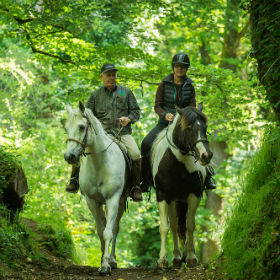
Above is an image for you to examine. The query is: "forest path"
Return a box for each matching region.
[1,219,219,280]
[4,262,213,280]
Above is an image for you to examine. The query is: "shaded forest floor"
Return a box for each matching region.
[1,262,220,280]
[0,218,224,280]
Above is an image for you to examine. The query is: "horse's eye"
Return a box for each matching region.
[79,125,85,131]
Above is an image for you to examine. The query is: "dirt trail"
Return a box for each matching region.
[3,262,213,280]
[0,219,220,280]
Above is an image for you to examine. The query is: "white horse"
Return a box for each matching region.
[150,105,213,268]
[64,101,127,275]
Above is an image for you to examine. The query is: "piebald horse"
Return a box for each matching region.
[64,102,127,275]
[150,104,213,268]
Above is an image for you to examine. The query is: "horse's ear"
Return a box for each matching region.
[66,104,72,114]
[79,101,85,113]
[175,106,183,116]
[198,102,203,112]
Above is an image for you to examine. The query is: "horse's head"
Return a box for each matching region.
[172,103,213,165]
[64,102,93,164]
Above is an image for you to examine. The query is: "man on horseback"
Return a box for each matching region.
[141,52,216,192]
[66,63,143,201]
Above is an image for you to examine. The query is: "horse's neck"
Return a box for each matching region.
[86,114,112,154]
[166,114,179,143]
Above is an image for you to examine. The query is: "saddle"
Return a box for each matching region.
[108,135,133,195]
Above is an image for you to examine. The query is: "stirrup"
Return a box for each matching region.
[66,178,79,193]
[130,186,143,202]
[205,178,216,190]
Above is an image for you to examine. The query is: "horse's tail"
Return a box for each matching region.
[176,201,188,244]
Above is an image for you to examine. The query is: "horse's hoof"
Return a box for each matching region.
[157,259,168,269]
[99,266,111,276]
[172,258,182,268]
[109,261,117,269]
[186,258,198,267]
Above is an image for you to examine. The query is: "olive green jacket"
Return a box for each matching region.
[86,85,140,135]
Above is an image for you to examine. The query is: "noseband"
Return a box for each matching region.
[66,113,115,156]
[66,114,91,155]
[166,122,209,158]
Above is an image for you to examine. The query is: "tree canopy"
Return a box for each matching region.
[0,0,279,277]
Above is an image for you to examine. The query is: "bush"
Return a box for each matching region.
[222,126,280,280]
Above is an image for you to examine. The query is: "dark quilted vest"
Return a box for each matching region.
[162,74,194,115]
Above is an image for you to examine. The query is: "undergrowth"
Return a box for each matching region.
[222,126,280,280]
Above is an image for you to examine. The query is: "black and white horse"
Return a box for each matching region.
[64,102,127,275]
[150,104,213,268]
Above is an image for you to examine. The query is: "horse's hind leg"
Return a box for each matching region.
[182,193,200,267]
[168,202,182,268]
[110,196,126,269]
[157,200,169,268]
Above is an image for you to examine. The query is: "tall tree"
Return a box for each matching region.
[220,0,249,71]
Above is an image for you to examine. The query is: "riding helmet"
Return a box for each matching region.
[172,53,190,69]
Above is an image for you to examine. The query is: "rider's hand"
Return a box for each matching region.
[165,113,174,122]
[119,117,131,127]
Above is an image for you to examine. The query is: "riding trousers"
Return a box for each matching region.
[120,134,141,160]
[141,120,169,157]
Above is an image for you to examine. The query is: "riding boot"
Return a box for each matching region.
[140,155,152,193]
[129,158,143,202]
[66,165,80,193]
[205,166,216,190]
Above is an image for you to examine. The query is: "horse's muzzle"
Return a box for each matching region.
[199,151,213,165]
[64,151,80,164]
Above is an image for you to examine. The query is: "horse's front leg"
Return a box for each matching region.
[100,195,120,275]
[85,196,106,256]
[109,196,126,269]
[182,193,201,267]
[157,200,169,268]
[168,202,182,268]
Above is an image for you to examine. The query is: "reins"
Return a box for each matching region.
[165,122,209,160]
[66,113,123,157]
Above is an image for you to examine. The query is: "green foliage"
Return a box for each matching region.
[250,0,280,121]
[0,145,20,188]
[222,126,280,279]
[0,205,77,269]
[0,205,34,266]
[36,216,77,261]
[0,0,276,273]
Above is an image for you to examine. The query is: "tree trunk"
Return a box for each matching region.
[220,0,249,72]
[199,39,211,65]
[200,139,228,263]
[201,190,224,263]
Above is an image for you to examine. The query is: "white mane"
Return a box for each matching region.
[66,107,105,136]
[84,107,105,135]
[151,114,180,162]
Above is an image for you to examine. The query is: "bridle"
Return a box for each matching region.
[66,113,114,156]
[166,122,209,159]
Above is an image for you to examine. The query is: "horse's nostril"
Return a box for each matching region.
[64,152,77,163]
[201,152,207,160]
[69,153,75,161]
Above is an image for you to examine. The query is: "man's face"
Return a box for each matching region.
[100,70,117,89]
[173,64,188,77]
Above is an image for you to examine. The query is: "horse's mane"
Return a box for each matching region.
[151,107,207,160]
[84,108,105,134]
[180,106,207,125]
[66,107,105,135]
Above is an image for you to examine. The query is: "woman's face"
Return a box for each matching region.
[173,64,188,78]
